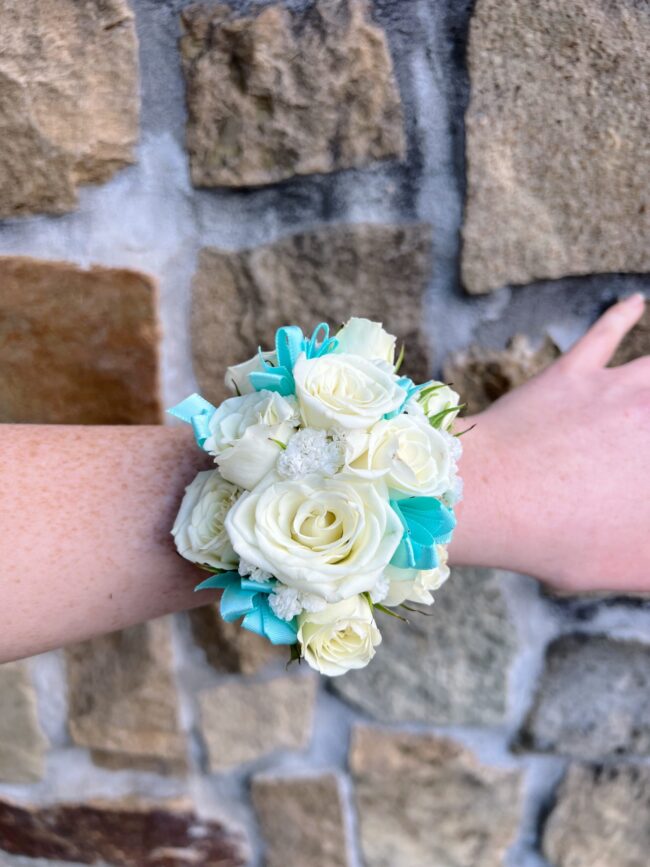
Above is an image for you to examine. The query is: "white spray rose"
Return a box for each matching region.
[335,317,396,365]
[297,595,382,676]
[224,474,403,602]
[383,546,450,607]
[224,350,277,396]
[414,382,461,430]
[347,414,453,498]
[172,469,240,570]
[204,390,300,490]
[293,352,406,431]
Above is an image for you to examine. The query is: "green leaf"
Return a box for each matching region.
[427,403,466,428]
[286,643,302,670]
[394,343,405,373]
[374,603,409,623]
[268,438,287,450]
[400,603,434,616]
[455,423,476,438]
[418,382,448,400]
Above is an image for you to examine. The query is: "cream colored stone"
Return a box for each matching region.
[463,0,650,292]
[543,764,650,867]
[252,773,350,867]
[65,618,186,774]
[443,334,560,415]
[350,727,523,867]
[0,0,139,217]
[198,675,317,771]
[189,605,285,675]
[0,661,47,784]
[180,0,405,187]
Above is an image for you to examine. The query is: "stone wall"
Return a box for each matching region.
[0,1,649,866]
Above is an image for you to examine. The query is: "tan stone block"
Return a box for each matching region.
[0,661,47,784]
[252,773,350,867]
[65,618,186,774]
[543,764,650,867]
[180,0,405,187]
[462,0,650,293]
[198,674,317,771]
[191,223,433,405]
[0,0,139,217]
[350,727,523,867]
[0,257,161,424]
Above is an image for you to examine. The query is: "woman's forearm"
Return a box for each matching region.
[0,424,210,663]
[0,421,500,663]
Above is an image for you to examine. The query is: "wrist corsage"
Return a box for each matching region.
[169,318,464,676]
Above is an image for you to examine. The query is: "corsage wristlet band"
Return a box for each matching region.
[169,318,464,676]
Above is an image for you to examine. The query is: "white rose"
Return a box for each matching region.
[335,317,396,365]
[224,474,403,602]
[347,414,453,498]
[297,595,382,676]
[294,352,406,431]
[172,469,240,570]
[383,546,450,607]
[204,390,300,490]
[414,382,461,430]
[224,350,277,396]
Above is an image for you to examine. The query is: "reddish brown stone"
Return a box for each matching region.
[0,257,161,424]
[0,798,248,866]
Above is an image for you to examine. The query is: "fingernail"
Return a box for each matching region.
[626,292,645,305]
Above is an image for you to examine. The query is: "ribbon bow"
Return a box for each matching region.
[166,392,216,449]
[249,322,338,396]
[384,377,432,420]
[390,497,456,570]
[194,571,298,645]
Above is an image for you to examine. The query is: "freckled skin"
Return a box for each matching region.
[0,425,211,662]
[0,297,648,662]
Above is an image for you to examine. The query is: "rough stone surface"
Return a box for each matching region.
[350,727,523,867]
[462,0,650,293]
[543,764,650,867]
[65,618,187,774]
[332,567,516,726]
[252,773,350,867]
[517,635,650,760]
[180,0,405,188]
[0,662,47,784]
[0,257,161,424]
[444,334,560,415]
[198,675,316,771]
[191,223,433,404]
[610,304,650,366]
[0,798,248,866]
[189,604,284,675]
[0,0,139,217]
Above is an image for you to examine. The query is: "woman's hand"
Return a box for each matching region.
[450,293,649,593]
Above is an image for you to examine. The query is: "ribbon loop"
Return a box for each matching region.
[194,570,298,646]
[249,322,339,396]
[167,393,217,449]
[390,497,456,570]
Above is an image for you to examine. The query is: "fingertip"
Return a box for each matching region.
[622,292,645,308]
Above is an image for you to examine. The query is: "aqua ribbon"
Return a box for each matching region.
[194,571,298,645]
[389,497,456,570]
[249,322,339,396]
[167,393,216,449]
[384,377,432,420]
